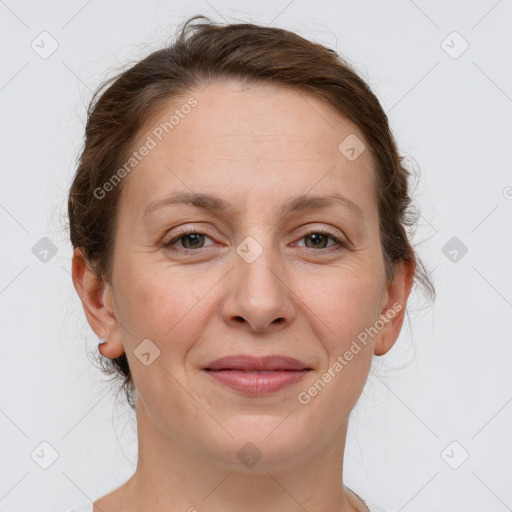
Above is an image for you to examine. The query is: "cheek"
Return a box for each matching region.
[301,269,382,342]
[116,266,212,407]
[299,272,379,396]
[119,262,216,352]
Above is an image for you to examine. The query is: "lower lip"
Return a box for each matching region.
[204,369,310,395]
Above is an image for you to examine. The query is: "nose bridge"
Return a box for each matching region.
[236,229,283,301]
[224,228,293,331]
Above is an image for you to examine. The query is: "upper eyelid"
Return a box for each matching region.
[164,225,347,248]
[165,224,343,239]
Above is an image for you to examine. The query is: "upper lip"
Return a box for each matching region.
[203,355,312,371]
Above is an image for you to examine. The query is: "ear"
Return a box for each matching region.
[374,259,415,356]
[71,247,125,358]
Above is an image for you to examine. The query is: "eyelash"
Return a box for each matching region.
[163,227,348,253]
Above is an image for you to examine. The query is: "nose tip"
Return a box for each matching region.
[223,251,295,333]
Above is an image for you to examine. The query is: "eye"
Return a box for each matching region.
[163,228,216,251]
[295,229,348,251]
[163,227,348,253]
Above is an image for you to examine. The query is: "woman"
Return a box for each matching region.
[67,15,434,512]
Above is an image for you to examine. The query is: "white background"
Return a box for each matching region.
[1,1,511,511]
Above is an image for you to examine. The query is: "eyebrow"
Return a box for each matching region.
[142,191,363,218]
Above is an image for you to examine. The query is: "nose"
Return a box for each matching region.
[221,239,295,333]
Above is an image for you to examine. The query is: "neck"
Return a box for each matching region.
[106,399,364,512]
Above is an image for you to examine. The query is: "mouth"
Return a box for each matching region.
[202,355,312,395]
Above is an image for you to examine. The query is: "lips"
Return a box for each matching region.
[202,355,312,395]
[203,354,311,372]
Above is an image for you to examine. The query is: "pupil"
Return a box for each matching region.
[183,233,203,249]
[307,233,327,248]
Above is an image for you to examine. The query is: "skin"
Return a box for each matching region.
[72,79,414,512]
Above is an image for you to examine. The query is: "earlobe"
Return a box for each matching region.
[98,337,125,359]
[374,259,415,356]
[71,248,125,358]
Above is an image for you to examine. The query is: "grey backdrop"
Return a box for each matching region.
[1,1,511,511]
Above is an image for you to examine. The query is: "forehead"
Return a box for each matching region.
[121,80,377,217]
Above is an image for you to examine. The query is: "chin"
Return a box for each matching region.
[198,417,315,472]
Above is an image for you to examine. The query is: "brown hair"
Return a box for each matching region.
[68,15,435,409]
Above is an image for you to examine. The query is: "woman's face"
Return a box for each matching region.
[86,80,410,471]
